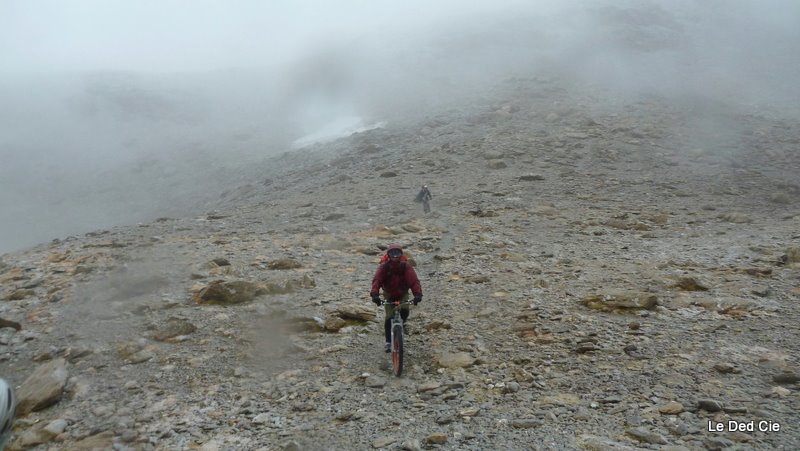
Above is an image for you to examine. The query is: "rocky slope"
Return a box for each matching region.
[2,76,800,450]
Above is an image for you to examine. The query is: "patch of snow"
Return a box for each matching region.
[291,116,386,149]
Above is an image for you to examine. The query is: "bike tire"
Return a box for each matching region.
[391,323,404,377]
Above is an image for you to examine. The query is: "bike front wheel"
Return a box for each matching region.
[391,323,404,377]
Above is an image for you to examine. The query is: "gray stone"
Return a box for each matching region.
[626,427,668,445]
[697,399,723,412]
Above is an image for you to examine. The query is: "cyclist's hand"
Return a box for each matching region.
[371,294,381,306]
[413,294,422,305]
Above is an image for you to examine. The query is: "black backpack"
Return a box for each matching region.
[382,261,407,275]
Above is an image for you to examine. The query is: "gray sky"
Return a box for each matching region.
[3,0,798,104]
[3,1,798,104]
[1,0,539,73]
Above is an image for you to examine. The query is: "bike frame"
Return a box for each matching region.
[381,299,412,377]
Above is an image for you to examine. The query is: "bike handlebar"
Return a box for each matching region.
[379,299,414,306]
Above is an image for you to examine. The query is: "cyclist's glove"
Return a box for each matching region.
[371,294,381,306]
[413,294,422,305]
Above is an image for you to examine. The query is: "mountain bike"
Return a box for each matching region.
[381,299,413,377]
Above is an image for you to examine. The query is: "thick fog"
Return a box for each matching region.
[1,0,799,254]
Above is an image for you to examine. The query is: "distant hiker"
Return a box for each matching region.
[415,185,433,213]
[370,244,423,353]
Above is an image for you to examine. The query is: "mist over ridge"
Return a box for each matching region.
[1,0,799,254]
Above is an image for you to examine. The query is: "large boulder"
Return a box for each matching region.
[193,280,265,305]
[436,352,475,369]
[581,292,658,312]
[335,304,376,322]
[16,358,69,415]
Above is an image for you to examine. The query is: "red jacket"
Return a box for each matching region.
[371,261,422,301]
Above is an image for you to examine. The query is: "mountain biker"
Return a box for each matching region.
[416,185,433,213]
[0,377,16,449]
[370,244,423,352]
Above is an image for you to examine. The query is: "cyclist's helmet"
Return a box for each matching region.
[387,243,403,258]
[0,378,15,447]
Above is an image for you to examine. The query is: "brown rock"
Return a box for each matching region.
[71,431,115,450]
[464,275,490,284]
[193,280,265,305]
[268,258,302,270]
[673,276,709,291]
[336,304,377,322]
[323,316,347,332]
[511,419,542,428]
[424,320,452,331]
[16,358,69,415]
[581,292,658,312]
[153,317,197,341]
[5,289,35,300]
[658,401,684,414]
[0,317,22,330]
[437,352,475,368]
